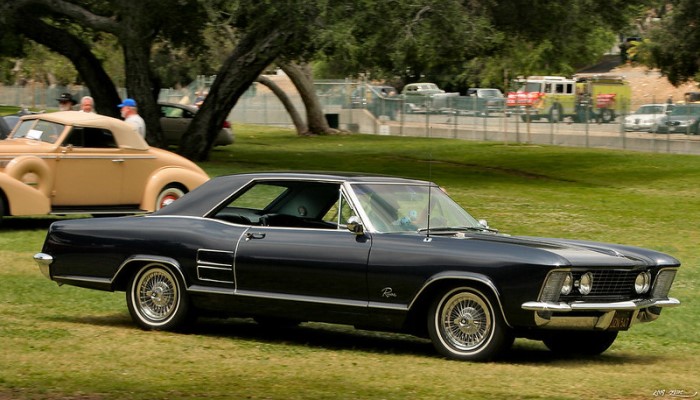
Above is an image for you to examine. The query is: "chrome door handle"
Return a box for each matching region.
[245,232,266,240]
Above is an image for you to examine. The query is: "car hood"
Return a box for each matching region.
[445,232,678,267]
[0,138,57,154]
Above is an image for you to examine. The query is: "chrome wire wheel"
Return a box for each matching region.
[428,287,511,361]
[127,263,191,330]
[136,267,178,322]
[440,291,492,351]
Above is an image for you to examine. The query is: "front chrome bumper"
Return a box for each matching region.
[33,252,53,280]
[521,297,681,329]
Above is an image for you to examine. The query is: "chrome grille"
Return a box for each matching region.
[588,270,637,296]
[559,269,638,300]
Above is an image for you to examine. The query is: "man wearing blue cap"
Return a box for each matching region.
[118,98,146,138]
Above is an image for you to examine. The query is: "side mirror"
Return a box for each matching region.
[346,216,364,235]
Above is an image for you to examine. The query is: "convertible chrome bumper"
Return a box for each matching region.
[33,252,53,280]
[521,297,681,329]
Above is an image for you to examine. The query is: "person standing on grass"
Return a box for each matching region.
[118,98,146,138]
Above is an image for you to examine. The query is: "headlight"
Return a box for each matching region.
[561,273,573,295]
[578,272,593,295]
[634,271,651,294]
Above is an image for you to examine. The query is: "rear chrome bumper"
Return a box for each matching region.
[521,297,680,329]
[33,252,53,280]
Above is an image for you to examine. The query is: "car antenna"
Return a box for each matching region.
[424,152,433,242]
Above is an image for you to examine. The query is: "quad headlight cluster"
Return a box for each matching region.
[554,271,652,296]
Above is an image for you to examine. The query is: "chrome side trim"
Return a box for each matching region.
[51,275,111,285]
[522,297,681,312]
[187,285,369,308]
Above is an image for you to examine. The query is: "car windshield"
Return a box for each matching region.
[670,105,700,116]
[636,105,665,115]
[10,119,65,144]
[351,183,482,233]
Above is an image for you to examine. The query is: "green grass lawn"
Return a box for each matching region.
[1,125,698,399]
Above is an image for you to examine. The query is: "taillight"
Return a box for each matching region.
[223,121,231,129]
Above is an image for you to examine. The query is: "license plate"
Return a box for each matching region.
[609,311,633,331]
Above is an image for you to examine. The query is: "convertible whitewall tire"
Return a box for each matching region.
[427,287,513,361]
[155,185,186,210]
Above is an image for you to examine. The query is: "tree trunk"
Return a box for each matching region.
[119,15,164,147]
[179,28,293,161]
[17,13,121,118]
[280,62,336,135]
[255,75,307,134]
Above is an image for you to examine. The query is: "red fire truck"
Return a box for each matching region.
[506,75,631,123]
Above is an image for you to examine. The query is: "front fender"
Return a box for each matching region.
[408,270,511,327]
[0,174,51,216]
[140,167,209,212]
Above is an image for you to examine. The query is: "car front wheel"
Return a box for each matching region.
[126,263,191,331]
[542,331,618,355]
[427,287,513,361]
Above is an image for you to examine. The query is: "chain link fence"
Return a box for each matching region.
[3,78,700,155]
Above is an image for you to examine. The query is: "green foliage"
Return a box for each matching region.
[644,0,700,85]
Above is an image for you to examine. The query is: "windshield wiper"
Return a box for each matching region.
[417,226,493,234]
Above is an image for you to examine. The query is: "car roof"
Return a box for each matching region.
[154,171,432,216]
[158,102,198,112]
[18,111,149,150]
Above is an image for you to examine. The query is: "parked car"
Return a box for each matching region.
[463,88,506,116]
[349,85,397,109]
[401,83,458,113]
[34,172,681,361]
[623,104,673,132]
[159,102,234,147]
[656,104,700,134]
[0,111,209,220]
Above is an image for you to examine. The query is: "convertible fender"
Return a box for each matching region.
[140,167,209,212]
[5,156,54,197]
[0,172,51,216]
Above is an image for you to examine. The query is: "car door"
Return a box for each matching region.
[52,127,123,206]
[227,181,372,316]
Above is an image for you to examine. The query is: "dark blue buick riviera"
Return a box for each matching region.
[34,172,681,361]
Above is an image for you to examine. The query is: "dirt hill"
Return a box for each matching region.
[579,55,699,106]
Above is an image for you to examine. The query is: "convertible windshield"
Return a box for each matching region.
[10,119,65,144]
[351,183,481,233]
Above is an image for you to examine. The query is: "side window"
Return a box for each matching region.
[322,191,357,227]
[64,127,117,148]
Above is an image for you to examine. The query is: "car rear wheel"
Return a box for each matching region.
[427,287,513,361]
[155,185,186,210]
[542,331,618,355]
[127,263,191,331]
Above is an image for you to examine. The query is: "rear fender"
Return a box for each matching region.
[140,167,209,212]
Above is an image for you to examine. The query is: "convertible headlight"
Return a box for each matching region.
[634,271,651,294]
[577,272,593,295]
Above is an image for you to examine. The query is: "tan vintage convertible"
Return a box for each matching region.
[0,111,209,220]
